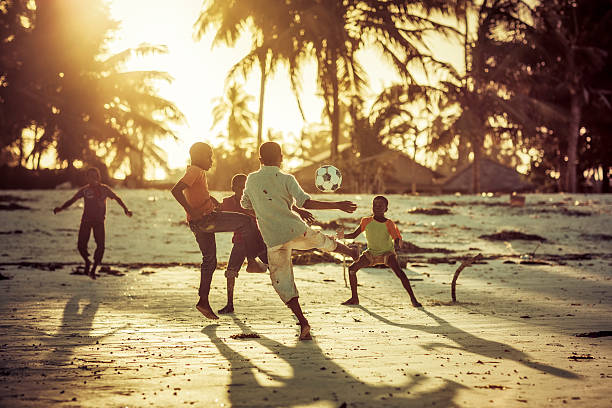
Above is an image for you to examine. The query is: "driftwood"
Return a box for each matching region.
[451,253,483,302]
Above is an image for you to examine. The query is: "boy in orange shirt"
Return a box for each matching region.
[171,143,266,320]
[337,195,421,307]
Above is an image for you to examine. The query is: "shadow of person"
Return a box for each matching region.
[202,317,467,408]
[356,305,579,379]
[39,294,124,368]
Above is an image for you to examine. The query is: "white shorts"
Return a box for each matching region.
[267,228,337,303]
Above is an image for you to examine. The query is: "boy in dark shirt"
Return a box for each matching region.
[53,167,132,279]
[337,195,421,307]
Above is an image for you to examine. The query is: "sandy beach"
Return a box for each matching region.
[1,191,611,407]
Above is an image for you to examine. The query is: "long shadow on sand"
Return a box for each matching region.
[40,293,124,368]
[356,306,579,379]
[202,317,467,408]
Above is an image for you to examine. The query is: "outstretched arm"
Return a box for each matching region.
[106,188,132,216]
[53,190,83,214]
[302,199,357,213]
[337,225,362,240]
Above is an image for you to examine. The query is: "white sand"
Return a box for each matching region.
[1,191,611,407]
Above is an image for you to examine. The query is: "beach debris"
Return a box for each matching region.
[229,333,260,340]
[0,203,31,211]
[479,231,546,242]
[293,250,342,265]
[99,266,125,276]
[408,207,452,215]
[0,230,23,235]
[140,270,155,275]
[568,353,594,360]
[398,241,454,254]
[510,194,526,207]
[312,220,344,230]
[575,331,612,338]
[475,384,509,390]
[451,253,483,302]
[580,233,612,241]
[71,266,87,275]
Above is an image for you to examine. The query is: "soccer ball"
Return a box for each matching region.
[315,165,342,192]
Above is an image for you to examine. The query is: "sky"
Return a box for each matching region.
[106,0,463,177]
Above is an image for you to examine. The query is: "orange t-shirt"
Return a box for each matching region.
[179,165,215,221]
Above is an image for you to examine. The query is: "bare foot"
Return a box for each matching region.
[89,265,97,280]
[217,304,234,314]
[412,301,423,308]
[84,260,91,276]
[299,322,312,340]
[246,258,267,273]
[196,303,219,320]
[342,298,359,305]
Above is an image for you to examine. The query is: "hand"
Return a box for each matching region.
[336,227,345,239]
[53,207,61,214]
[124,209,133,217]
[337,200,357,213]
[296,208,316,224]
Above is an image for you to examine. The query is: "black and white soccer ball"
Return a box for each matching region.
[315,165,342,192]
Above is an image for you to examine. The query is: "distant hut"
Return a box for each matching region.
[294,145,442,193]
[441,158,533,193]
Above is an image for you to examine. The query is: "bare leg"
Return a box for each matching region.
[334,240,359,261]
[286,297,311,340]
[218,277,235,314]
[89,222,105,280]
[342,255,369,305]
[77,221,92,277]
[193,231,219,320]
[387,255,422,307]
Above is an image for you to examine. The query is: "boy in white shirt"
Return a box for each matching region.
[241,142,358,340]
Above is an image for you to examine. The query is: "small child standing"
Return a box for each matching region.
[337,195,421,307]
[53,167,133,279]
[217,174,315,314]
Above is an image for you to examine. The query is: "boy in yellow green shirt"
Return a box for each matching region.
[337,195,422,307]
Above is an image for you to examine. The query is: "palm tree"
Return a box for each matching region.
[349,84,435,158]
[429,0,537,193]
[194,0,284,149]
[211,83,256,150]
[524,0,611,192]
[196,1,460,161]
[97,45,184,182]
[292,0,460,160]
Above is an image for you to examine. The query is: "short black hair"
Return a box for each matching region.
[373,195,388,206]
[259,141,282,165]
[231,173,247,187]
[86,167,101,179]
[189,142,212,160]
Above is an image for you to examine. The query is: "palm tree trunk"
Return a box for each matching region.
[566,92,582,193]
[257,52,267,149]
[330,55,340,161]
[472,139,481,194]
